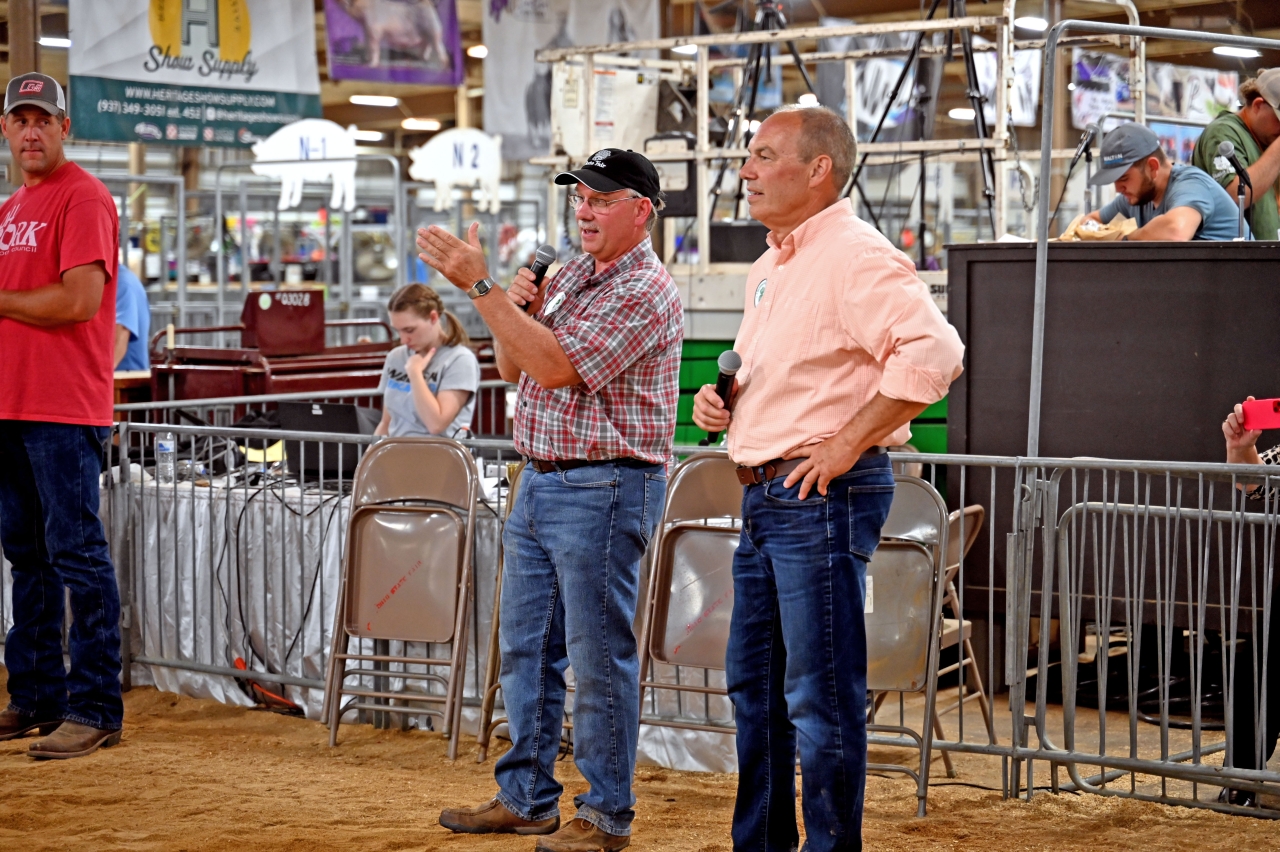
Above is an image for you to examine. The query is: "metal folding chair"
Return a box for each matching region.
[867,475,951,816]
[934,506,997,757]
[637,451,742,735]
[323,437,479,758]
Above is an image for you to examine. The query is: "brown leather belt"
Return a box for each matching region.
[528,458,657,473]
[736,446,886,486]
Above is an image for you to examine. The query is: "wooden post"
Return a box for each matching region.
[8,0,39,186]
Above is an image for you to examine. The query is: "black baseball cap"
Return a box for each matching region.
[1088,123,1160,186]
[4,72,66,116]
[554,148,661,202]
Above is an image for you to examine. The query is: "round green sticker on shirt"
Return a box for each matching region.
[754,279,766,307]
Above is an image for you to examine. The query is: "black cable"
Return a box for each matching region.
[1047,156,1081,234]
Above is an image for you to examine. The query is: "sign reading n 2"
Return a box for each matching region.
[69,0,322,148]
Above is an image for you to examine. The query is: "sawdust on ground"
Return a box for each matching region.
[0,679,1275,851]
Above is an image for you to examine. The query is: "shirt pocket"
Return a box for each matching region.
[779,297,824,363]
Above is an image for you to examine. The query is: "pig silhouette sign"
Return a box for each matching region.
[251,119,358,211]
[408,128,502,214]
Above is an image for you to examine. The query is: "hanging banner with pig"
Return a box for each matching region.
[68,0,322,148]
[483,0,659,162]
[324,0,464,87]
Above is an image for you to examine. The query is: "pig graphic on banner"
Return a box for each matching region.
[408,128,503,214]
[251,119,358,211]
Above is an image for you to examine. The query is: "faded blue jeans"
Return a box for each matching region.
[726,454,896,852]
[494,460,667,836]
[0,421,124,731]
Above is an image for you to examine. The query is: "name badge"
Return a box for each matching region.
[544,291,567,315]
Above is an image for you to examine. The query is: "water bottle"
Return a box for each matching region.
[156,432,176,484]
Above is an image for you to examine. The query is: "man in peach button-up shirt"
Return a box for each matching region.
[693,106,963,852]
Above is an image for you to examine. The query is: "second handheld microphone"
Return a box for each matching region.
[702,349,742,446]
[524,244,558,313]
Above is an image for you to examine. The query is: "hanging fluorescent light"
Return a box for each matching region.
[349,95,399,107]
[672,44,699,55]
[797,93,819,107]
[1013,16,1049,32]
[401,117,442,131]
[748,120,762,133]
[949,107,977,121]
[39,37,71,48]
[1214,46,1261,58]
[347,127,384,142]
[466,44,489,59]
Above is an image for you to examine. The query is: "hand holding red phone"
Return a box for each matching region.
[1225,395,1264,454]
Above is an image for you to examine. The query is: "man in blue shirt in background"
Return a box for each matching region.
[113,264,149,371]
[1077,123,1247,241]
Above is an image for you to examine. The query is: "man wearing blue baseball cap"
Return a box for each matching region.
[1074,122,1246,241]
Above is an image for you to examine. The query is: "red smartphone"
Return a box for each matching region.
[1241,398,1280,431]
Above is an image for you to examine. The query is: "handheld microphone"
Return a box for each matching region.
[701,349,742,446]
[1069,123,1100,170]
[524,244,558,313]
[1218,140,1253,191]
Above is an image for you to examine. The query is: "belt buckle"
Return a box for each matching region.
[735,465,763,486]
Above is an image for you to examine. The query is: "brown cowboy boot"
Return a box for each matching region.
[535,817,630,852]
[0,708,61,742]
[439,798,560,835]
[27,721,122,760]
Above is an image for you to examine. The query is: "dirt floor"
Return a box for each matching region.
[1,675,1278,851]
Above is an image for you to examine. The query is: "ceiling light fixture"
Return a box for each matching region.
[401,117,442,131]
[1013,16,1048,32]
[347,127,384,142]
[949,107,977,121]
[39,37,71,48]
[1214,46,1261,59]
[797,93,819,107]
[466,44,488,59]
[672,44,699,55]
[349,95,399,107]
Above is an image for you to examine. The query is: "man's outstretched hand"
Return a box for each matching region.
[417,223,489,291]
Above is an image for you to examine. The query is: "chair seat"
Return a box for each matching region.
[940,617,972,651]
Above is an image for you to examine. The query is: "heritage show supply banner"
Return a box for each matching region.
[69,0,322,148]
[324,0,464,87]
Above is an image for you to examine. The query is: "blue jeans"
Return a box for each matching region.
[726,454,895,852]
[0,421,124,731]
[494,461,666,836]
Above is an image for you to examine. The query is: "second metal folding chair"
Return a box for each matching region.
[323,437,479,759]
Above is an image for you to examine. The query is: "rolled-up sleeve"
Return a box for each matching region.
[840,247,964,405]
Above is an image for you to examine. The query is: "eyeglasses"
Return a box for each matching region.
[568,193,643,213]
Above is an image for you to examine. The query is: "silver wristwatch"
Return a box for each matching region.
[467,277,495,300]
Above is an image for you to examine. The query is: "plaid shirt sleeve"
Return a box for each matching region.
[555,272,672,395]
[1247,444,1280,503]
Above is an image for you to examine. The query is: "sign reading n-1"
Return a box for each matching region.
[68,0,322,148]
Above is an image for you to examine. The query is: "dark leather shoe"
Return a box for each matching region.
[28,721,122,760]
[439,798,559,835]
[535,818,630,852]
[0,708,61,742]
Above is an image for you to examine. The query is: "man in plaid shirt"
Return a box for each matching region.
[417,148,681,852]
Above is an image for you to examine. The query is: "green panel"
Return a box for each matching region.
[917,396,948,421]
[908,423,947,454]
[674,425,709,447]
[679,358,721,390]
[70,75,322,148]
[677,392,697,424]
[681,340,735,360]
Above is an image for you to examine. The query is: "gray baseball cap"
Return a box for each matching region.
[1254,68,1280,121]
[1088,123,1161,186]
[4,72,65,115]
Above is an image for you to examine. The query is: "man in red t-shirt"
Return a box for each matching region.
[0,73,124,759]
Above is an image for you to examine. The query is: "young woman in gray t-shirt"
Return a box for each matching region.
[375,284,480,439]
